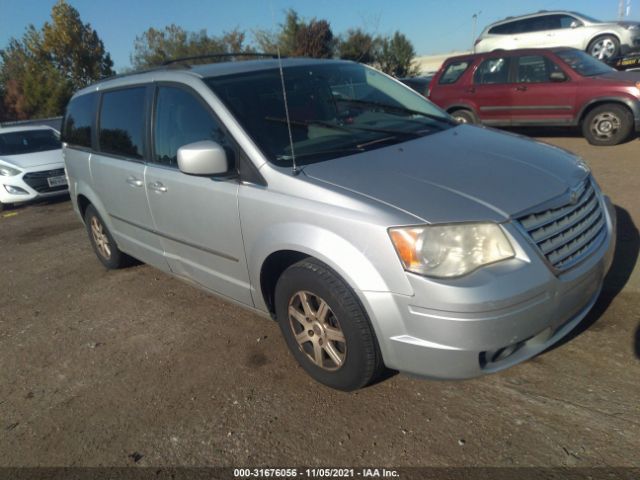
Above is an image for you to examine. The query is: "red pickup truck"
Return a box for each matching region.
[428,47,640,146]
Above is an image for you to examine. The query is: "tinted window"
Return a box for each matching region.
[520,16,553,33]
[98,88,146,159]
[557,14,581,28]
[62,93,97,148]
[153,86,231,167]
[489,22,515,35]
[516,55,563,83]
[0,129,60,156]
[439,61,470,84]
[474,57,511,84]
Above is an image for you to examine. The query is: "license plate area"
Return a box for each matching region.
[47,175,67,188]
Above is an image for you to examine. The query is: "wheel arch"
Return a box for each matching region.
[577,97,638,125]
[446,104,479,122]
[251,223,409,315]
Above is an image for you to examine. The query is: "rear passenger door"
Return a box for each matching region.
[91,86,167,269]
[470,56,513,125]
[144,84,252,305]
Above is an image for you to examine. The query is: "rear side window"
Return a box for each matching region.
[98,87,146,159]
[489,22,515,35]
[515,55,563,83]
[439,61,470,84]
[62,93,98,148]
[153,86,232,167]
[474,57,511,84]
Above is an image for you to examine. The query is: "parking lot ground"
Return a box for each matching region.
[0,135,639,468]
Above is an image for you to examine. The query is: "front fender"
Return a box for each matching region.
[247,222,412,312]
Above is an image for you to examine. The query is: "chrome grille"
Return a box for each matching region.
[22,168,67,193]
[518,179,606,271]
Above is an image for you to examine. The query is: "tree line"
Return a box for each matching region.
[0,2,421,122]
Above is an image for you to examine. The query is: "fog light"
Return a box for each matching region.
[4,185,29,195]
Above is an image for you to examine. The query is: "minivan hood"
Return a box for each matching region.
[303,126,589,224]
[0,149,63,169]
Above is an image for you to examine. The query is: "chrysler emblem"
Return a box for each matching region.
[569,189,579,205]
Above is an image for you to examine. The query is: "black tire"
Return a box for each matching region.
[450,109,477,125]
[274,258,384,391]
[587,35,620,61]
[84,204,133,269]
[582,103,634,146]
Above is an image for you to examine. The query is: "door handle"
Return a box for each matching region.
[148,181,168,193]
[516,85,528,91]
[126,176,143,187]
[465,87,476,94]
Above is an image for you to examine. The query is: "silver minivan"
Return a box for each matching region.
[62,57,616,390]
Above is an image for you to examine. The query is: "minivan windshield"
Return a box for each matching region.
[556,50,615,76]
[0,129,60,156]
[205,62,454,166]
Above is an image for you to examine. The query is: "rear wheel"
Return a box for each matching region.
[274,258,384,391]
[587,35,620,61]
[450,109,477,125]
[84,204,134,269]
[582,103,633,146]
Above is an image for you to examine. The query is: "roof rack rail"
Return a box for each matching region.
[162,52,281,66]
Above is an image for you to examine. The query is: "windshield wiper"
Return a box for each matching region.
[266,116,353,133]
[266,116,427,137]
[334,98,458,126]
[276,146,365,161]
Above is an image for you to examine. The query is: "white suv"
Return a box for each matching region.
[475,11,640,60]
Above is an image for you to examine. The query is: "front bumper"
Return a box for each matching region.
[0,166,68,204]
[363,196,617,379]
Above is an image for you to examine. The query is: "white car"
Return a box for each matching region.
[475,11,640,61]
[0,125,67,211]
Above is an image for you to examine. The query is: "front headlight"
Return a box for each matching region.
[389,223,515,278]
[0,165,21,176]
[626,24,639,30]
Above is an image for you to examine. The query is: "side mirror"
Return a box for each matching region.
[550,71,567,82]
[177,140,229,176]
[569,20,582,28]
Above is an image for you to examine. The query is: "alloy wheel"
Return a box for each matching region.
[590,38,616,60]
[90,216,111,260]
[287,290,347,371]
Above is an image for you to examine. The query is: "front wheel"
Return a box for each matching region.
[587,35,620,61]
[274,259,384,391]
[582,104,633,146]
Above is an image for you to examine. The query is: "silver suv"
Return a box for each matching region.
[62,57,616,390]
[475,11,640,60]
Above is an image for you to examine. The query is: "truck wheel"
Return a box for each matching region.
[582,104,633,146]
[274,258,385,391]
[450,109,477,124]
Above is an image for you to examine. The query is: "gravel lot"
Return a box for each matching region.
[0,132,639,468]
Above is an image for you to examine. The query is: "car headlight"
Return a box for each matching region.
[389,223,515,278]
[0,165,21,177]
[626,24,639,30]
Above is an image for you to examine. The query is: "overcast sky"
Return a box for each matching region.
[1,0,638,71]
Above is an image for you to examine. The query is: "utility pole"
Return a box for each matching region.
[471,11,482,52]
